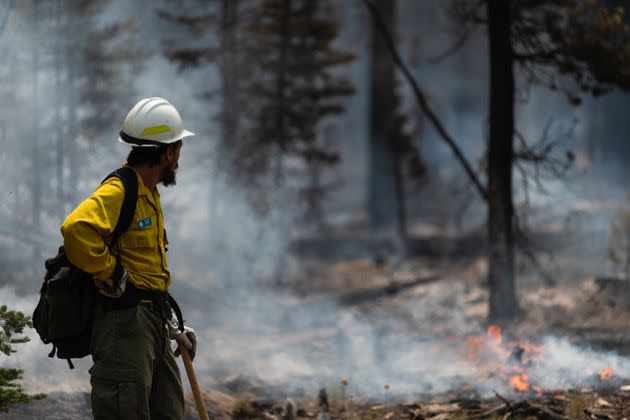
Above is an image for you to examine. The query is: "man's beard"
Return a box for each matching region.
[160,163,178,187]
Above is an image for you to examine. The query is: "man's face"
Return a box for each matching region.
[160,142,182,187]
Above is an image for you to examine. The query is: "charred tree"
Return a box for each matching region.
[31,0,41,266]
[54,0,63,221]
[366,0,630,323]
[368,0,400,237]
[220,0,240,150]
[367,0,425,246]
[211,0,240,234]
[486,0,518,321]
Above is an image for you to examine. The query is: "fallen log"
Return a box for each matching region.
[338,274,441,306]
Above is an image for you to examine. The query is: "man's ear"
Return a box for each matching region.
[164,144,175,163]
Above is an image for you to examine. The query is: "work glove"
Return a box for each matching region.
[93,264,127,298]
[167,321,197,361]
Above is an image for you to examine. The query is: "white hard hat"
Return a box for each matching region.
[118,97,195,147]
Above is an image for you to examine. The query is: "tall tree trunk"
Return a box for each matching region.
[305,160,324,229]
[31,0,41,267]
[487,0,518,322]
[210,0,240,237]
[393,153,406,240]
[368,0,401,237]
[274,0,291,183]
[220,0,239,150]
[55,0,64,221]
[66,5,79,212]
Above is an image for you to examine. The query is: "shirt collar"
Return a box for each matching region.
[123,163,151,196]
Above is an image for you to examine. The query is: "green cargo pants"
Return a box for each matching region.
[89,302,184,420]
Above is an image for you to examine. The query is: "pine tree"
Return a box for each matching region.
[161,0,356,220]
[0,305,45,412]
[62,0,147,204]
[239,0,355,179]
[0,0,145,283]
[234,0,355,225]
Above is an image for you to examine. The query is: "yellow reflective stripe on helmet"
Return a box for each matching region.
[141,125,171,136]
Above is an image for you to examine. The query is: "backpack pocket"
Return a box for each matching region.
[46,267,94,340]
[33,253,95,360]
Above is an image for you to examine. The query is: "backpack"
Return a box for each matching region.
[32,167,138,369]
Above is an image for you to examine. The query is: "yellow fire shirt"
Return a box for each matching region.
[61,165,171,291]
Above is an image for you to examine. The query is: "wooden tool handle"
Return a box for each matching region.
[180,346,209,420]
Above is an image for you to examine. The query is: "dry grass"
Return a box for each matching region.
[231,392,257,418]
[564,393,595,420]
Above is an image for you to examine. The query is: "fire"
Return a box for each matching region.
[487,325,502,343]
[462,325,544,393]
[599,367,614,380]
[463,325,512,362]
[461,326,615,394]
[509,373,530,392]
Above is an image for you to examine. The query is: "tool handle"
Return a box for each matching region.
[180,346,209,420]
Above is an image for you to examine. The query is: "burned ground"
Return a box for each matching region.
[6,231,630,419]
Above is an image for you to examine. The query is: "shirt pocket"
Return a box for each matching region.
[123,230,154,249]
[119,224,162,274]
[121,211,158,250]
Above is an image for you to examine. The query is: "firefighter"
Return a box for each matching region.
[61,97,197,419]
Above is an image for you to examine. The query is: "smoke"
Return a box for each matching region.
[4,0,630,406]
[6,258,630,400]
[533,336,630,390]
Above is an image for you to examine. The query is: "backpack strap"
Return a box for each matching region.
[102,167,139,248]
[168,294,185,332]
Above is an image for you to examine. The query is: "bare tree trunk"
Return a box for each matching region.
[305,161,325,229]
[273,0,290,183]
[31,0,41,268]
[55,0,64,221]
[487,0,518,322]
[210,0,240,238]
[393,153,407,242]
[368,0,401,236]
[220,0,239,149]
[66,5,79,212]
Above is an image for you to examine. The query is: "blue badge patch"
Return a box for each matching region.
[138,217,152,229]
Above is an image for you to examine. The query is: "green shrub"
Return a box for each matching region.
[0,305,46,412]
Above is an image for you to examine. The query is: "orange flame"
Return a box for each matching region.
[509,373,530,392]
[462,326,546,393]
[599,367,614,380]
[487,325,502,345]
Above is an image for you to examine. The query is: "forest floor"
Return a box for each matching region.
[5,228,630,419]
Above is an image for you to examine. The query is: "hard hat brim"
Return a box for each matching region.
[180,129,195,140]
[118,129,196,147]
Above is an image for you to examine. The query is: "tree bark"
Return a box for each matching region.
[66,4,79,213]
[31,0,41,266]
[210,0,240,237]
[221,0,239,145]
[487,0,518,322]
[273,0,291,183]
[368,0,401,236]
[55,0,64,221]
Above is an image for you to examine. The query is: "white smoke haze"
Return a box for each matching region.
[3,0,630,408]
[533,336,630,391]
[5,251,630,400]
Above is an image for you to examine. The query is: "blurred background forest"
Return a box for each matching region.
[4,0,630,413]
